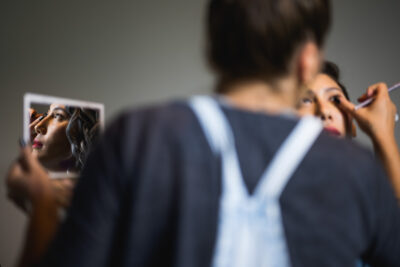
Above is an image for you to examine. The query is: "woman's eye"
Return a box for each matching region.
[328,95,341,103]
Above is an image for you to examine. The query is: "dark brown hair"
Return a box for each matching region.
[66,107,100,170]
[207,0,331,93]
[321,61,349,100]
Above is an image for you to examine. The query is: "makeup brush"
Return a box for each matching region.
[355,82,400,110]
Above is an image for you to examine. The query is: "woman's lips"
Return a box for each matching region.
[324,127,341,137]
[32,140,43,149]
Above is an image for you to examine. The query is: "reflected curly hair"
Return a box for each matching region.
[65,107,100,170]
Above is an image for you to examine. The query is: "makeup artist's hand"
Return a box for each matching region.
[6,145,52,212]
[336,82,397,142]
[338,83,400,202]
[7,145,60,267]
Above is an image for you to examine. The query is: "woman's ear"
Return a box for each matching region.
[298,41,322,85]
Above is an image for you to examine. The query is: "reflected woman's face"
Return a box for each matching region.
[31,104,72,170]
[297,74,351,137]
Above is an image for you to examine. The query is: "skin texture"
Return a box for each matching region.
[31,104,73,172]
[297,73,351,137]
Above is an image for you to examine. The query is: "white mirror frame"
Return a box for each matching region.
[23,93,105,178]
[24,93,105,142]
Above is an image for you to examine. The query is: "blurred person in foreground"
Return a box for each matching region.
[6,0,400,267]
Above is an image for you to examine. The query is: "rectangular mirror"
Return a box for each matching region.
[24,93,104,178]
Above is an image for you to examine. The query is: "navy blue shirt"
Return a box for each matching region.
[39,101,400,267]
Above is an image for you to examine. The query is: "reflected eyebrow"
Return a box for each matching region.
[52,107,70,117]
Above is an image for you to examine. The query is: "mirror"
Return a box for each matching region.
[24,93,104,178]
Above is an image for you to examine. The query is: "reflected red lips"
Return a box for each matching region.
[32,140,43,149]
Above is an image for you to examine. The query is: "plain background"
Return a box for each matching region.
[1,1,399,266]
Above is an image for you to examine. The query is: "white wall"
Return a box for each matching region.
[1,0,399,266]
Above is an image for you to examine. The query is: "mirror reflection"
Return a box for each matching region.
[26,96,104,178]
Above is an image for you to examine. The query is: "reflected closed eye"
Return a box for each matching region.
[52,112,67,121]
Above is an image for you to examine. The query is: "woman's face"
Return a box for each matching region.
[297,74,351,137]
[31,104,72,170]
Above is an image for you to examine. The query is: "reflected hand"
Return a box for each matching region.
[6,146,52,213]
[335,82,397,142]
[29,114,44,142]
[29,108,38,122]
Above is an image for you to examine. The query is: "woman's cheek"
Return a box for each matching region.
[334,111,347,136]
[47,122,70,148]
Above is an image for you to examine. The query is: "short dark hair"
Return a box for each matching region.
[207,0,331,93]
[321,61,349,100]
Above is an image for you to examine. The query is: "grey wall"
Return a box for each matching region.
[1,0,399,266]
[326,0,400,145]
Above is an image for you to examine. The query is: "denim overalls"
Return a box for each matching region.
[189,96,322,267]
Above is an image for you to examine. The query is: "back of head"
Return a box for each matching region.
[207,0,331,92]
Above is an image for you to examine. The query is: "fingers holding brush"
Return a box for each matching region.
[335,83,397,141]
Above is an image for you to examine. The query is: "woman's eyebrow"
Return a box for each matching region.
[323,87,342,93]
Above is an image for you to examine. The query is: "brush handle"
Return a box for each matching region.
[354,82,400,110]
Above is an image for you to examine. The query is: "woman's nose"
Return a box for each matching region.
[316,102,333,121]
[320,111,333,121]
[34,117,48,135]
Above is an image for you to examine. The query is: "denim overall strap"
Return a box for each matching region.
[190,96,248,201]
[249,116,323,267]
[189,96,322,267]
[254,116,323,199]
